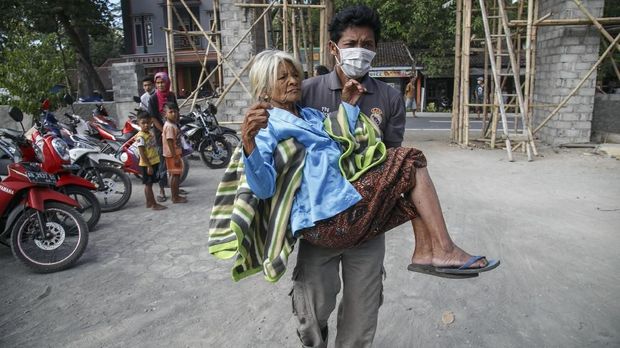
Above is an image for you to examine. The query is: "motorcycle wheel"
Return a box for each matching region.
[62,186,101,231]
[222,132,240,148]
[180,156,190,184]
[84,166,132,212]
[11,202,89,273]
[198,136,232,169]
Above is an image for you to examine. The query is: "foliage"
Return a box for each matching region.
[0,0,119,98]
[0,24,65,114]
[91,29,124,66]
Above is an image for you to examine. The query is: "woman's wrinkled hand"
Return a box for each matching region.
[241,101,272,155]
[341,79,366,105]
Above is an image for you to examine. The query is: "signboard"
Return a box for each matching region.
[369,70,411,78]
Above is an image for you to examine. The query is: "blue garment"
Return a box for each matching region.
[243,103,362,236]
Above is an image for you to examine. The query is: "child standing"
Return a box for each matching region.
[162,102,188,204]
[135,111,167,210]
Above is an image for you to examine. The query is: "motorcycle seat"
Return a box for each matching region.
[0,128,23,141]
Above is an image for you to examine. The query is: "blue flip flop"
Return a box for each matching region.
[434,256,500,275]
[407,263,479,279]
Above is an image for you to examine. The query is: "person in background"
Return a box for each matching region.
[474,76,485,119]
[148,72,178,202]
[314,65,330,76]
[134,111,167,211]
[405,74,417,117]
[162,102,187,204]
[140,75,155,111]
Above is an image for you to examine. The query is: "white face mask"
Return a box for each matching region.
[332,42,376,79]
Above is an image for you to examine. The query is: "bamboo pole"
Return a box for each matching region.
[291,5,300,60]
[299,8,312,76]
[490,2,502,148]
[461,0,473,146]
[534,32,620,134]
[166,0,177,94]
[306,7,315,73]
[510,17,620,27]
[213,0,223,91]
[235,3,326,9]
[283,0,289,52]
[263,3,269,49]
[479,0,513,161]
[451,0,463,142]
[319,0,325,66]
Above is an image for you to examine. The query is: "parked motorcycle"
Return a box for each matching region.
[179,96,236,169]
[0,108,89,273]
[21,108,102,231]
[44,107,133,213]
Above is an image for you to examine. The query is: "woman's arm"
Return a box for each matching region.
[242,102,277,199]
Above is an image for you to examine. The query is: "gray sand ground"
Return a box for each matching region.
[1,130,619,347]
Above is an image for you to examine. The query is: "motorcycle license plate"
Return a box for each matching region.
[26,171,57,185]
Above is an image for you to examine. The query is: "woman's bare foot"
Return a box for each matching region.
[172,196,188,203]
[152,203,167,210]
[430,245,488,269]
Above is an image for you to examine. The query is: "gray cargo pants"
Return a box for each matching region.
[290,235,385,348]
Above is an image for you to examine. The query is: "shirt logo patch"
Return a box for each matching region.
[370,107,383,126]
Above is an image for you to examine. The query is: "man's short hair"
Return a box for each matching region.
[136,110,151,121]
[142,75,154,84]
[329,5,381,44]
[164,101,179,111]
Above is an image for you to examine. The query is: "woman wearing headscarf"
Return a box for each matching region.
[148,72,178,202]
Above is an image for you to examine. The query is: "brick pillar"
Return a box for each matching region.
[219,0,256,123]
[533,0,603,145]
[111,62,144,124]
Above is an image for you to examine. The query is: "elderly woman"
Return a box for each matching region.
[241,50,498,277]
[147,72,178,202]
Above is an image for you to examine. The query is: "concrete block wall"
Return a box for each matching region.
[533,0,603,145]
[110,62,144,125]
[219,0,255,123]
[592,93,620,141]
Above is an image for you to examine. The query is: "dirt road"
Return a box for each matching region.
[1,131,618,347]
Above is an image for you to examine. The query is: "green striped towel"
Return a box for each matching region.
[323,104,387,181]
[208,105,386,282]
[208,138,306,282]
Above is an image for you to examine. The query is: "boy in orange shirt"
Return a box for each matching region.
[135,111,167,210]
[162,102,188,203]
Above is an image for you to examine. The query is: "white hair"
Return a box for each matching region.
[249,50,305,101]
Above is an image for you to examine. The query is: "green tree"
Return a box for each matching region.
[0,0,117,99]
[0,24,66,114]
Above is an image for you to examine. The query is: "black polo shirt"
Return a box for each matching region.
[300,70,406,148]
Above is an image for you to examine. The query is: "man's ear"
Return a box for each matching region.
[328,41,338,57]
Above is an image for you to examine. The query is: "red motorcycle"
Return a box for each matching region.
[0,108,89,273]
[27,109,102,231]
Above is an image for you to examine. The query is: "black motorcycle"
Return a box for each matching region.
[180,98,237,169]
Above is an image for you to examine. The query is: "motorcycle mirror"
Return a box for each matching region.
[8,106,23,122]
[133,96,141,104]
[63,93,74,105]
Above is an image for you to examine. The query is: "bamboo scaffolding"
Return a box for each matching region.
[163,0,327,117]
